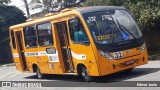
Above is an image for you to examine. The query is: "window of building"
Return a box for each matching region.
[69,17,89,44]
[23,26,37,48]
[11,30,16,49]
[37,22,53,46]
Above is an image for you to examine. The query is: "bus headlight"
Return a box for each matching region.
[99,51,114,60]
[141,43,146,52]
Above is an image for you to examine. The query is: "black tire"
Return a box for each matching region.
[36,67,44,79]
[81,66,93,82]
[123,68,133,73]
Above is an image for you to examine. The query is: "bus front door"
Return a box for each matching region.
[55,21,74,73]
[15,31,28,71]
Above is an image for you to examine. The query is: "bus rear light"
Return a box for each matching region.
[141,43,146,52]
[99,51,114,60]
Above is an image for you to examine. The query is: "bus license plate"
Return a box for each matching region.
[125,60,135,65]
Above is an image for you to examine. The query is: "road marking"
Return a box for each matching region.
[24,73,28,74]
[0,71,17,79]
[0,87,8,90]
[0,73,8,76]
[9,72,21,78]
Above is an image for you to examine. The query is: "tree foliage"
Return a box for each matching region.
[0,6,27,46]
[30,0,84,12]
[0,0,11,5]
[85,0,160,31]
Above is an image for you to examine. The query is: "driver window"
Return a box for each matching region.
[69,17,89,43]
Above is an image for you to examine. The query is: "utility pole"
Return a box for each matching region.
[23,0,31,18]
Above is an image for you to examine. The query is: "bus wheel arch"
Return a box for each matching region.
[77,63,93,82]
[32,63,44,79]
[77,64,85,76]
[32,63,38,73]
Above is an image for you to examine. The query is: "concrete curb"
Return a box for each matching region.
[0,63,15,67]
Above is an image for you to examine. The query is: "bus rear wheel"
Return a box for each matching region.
[36,67,44,79]
[81,66,93,82]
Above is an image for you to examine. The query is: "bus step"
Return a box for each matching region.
[23,70,30,73]
[24,69,29,71]
[64,73,77,75]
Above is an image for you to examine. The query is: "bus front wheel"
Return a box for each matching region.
[81,66,93,82]
[36,67,44,79]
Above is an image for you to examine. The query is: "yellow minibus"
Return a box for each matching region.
[9,6,148,81]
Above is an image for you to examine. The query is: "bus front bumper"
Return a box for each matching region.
[97,50,148,76]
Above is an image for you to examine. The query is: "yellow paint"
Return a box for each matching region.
[0,71,18,79]
[9,6,148,78]
[97,34,116,40]
[9,72,21,78]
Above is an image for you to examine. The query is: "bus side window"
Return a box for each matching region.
[11,30,16,49]
[37,22,53,46]
[23,26,37,48]
[69,17,89,44]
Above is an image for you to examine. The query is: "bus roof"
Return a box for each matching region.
[9,6,125,30]
[76,6,125,14]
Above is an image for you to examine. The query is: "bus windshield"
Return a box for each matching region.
[83,10,142,44]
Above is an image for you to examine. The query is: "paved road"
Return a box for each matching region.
[0,61,160,90]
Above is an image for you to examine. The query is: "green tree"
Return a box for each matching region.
[0,0,11,5]
[0,6,27,46]
[30,0,84,12]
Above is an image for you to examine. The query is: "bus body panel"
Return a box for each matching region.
[12,50,24,71]
[66,13,100,76]
[68,43,100,76]
[22,23,65,74]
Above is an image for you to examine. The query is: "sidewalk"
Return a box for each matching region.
[136,60,160,68]
[0,63,15,67]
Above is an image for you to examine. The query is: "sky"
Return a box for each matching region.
[9,0,42,16]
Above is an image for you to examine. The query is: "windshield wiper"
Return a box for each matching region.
[115,19,135,39]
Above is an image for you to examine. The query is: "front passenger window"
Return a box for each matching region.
[69,17,89,43]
